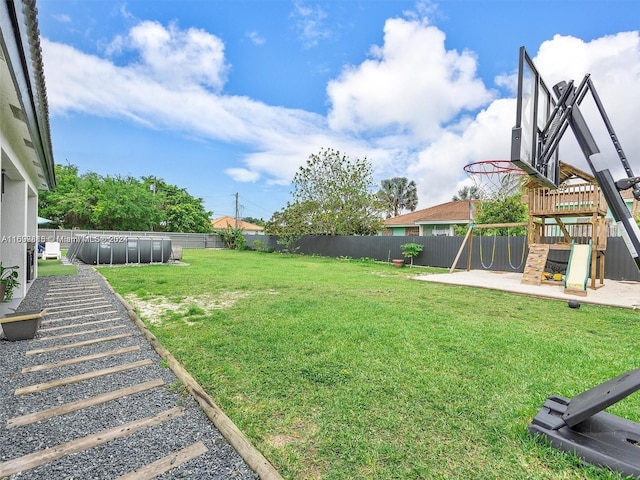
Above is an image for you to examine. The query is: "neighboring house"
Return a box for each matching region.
[0,1,56,311]
[382,200,477,236]
[211,216,264,235]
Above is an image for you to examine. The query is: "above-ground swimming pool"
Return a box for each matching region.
[67,235,172,265]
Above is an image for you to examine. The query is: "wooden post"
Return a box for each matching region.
[467,231,473,271]
[449,225,473,273]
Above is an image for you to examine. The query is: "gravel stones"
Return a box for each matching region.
[0,265,259,479]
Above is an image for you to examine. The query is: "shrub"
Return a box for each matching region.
[400,243,424,267]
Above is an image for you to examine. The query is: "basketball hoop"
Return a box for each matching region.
[463,160,526,200]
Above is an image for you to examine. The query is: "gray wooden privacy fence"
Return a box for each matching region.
[38,229,640,282]
[248,234,640,282]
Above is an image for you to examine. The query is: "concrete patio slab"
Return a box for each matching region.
[413,269,640,310]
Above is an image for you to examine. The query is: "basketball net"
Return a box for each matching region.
[463,160,526,200]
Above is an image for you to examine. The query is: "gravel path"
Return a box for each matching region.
[0,265,260,479]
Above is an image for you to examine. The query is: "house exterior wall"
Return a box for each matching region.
[385,223,468,237]
[608,199,637,236]
[0,1,55,313]
[384,227,408,236]
[0,143,40,306]
[419,223,458,236]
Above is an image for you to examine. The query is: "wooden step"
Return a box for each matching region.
[22,345,140,373]
[116,441,208,480]
[15,359,153,395]
[25,333,132,356]
[0,407,184,477]
[7,379,164,429]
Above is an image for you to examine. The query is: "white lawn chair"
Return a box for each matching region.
[43,241,61,260]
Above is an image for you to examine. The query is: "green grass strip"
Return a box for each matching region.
[38,258,77,277]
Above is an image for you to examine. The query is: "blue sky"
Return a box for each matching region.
[37,0,640,220]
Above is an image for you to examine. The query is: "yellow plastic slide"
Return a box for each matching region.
[564,242,592,296]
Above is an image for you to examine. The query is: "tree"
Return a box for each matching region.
[474,194,527,235]
[452,185,481,201]
[377,177,418,218]
[38,163,212,232]
[242,217,266,227]
[39,164,93,228]
[215,224,248,250]
[267,148,382,237]
[265,201,311,252]
[143,177,213,233]
[90,175,160,231]
[400,242,424,267]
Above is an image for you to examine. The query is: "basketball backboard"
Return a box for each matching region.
[511,46,560,189]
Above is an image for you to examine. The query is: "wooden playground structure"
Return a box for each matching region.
[453,162,610,294]
[524,162,607,293]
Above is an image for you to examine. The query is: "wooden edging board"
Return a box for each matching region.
[100,273,284,480]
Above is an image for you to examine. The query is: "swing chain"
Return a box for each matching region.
[508,227,527,270]
[475,225,528,271]
[478,227,497,269]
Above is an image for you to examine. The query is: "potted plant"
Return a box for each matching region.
[0,263,19,302]
[400,243,424,268]
[392,258,405,268]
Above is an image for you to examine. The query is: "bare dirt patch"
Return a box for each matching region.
[124,291,256,324]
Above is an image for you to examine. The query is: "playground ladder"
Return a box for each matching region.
[521,244,549,285]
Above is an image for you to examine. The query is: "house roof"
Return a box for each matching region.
[384,200,477,227]
[0,0,55,189]
[211,216,264,231]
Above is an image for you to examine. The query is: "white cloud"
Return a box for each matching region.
[41,15,640,212]
[403,0,440,23]
[290,1,331,48]
[107,21,229,91]
[119,4,135,21]
[247,31,266,46]
[328,20,640,209]
[402,31,640,208]
[225,168,260,182]
[41,25,333,185]
[52,13,72,24]
[531,32,640,179]
[327,17,495,142]
[407,98,516,207]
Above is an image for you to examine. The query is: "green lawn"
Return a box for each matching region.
[99,249,640,480]
[37,257,77,276]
